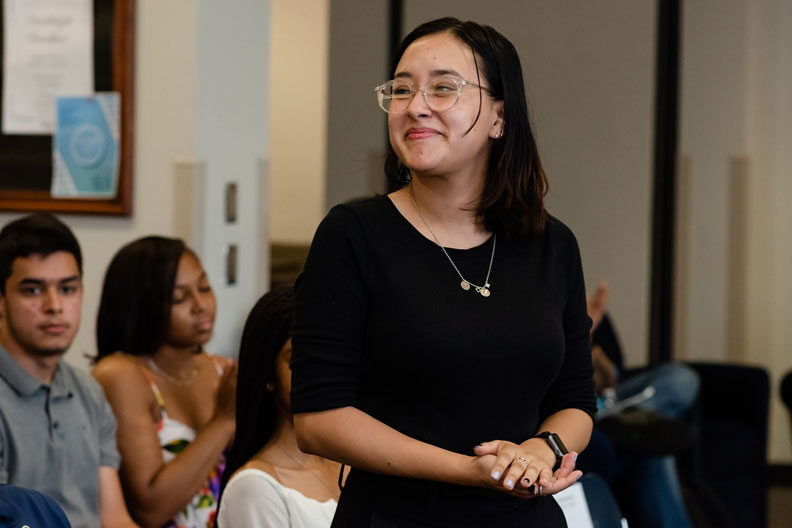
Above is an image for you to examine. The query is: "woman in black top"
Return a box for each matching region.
[291,17,596,527]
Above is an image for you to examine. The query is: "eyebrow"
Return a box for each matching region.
[393,69,465,79]
[174,272,208,288]
[18,276,80,286]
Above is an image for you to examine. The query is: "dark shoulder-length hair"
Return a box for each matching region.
[217,286,294,514]
[95,236,187,360]
[384,17,548,238]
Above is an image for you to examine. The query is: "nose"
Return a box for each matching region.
[405,88,432,118]
[43,287,63,314]
[191,295,205,313]
[190,290,211,313]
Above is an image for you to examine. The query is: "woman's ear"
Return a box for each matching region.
[490,102,505,139]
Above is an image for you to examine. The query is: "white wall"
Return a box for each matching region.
[269,0,329,244]
[403,0,657,366]
[193,0,270,356]
[678,0,792,462]
[0,0,270,370]
[677,0,749,363]
[325,0,389,208]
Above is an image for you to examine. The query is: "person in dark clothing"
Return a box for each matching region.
[290,17,596,527]
[579,280,698,528]
[0,484,71,528]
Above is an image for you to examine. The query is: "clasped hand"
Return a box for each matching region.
[472,440,580,499]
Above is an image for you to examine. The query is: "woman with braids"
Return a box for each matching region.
[93,237,237,527]
[290,17,597,527]
[216,286,340,527]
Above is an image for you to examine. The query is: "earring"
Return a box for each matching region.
[266,382,274,391]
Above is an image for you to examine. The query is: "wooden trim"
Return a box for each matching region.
[113,0,135,215]
[0,0,135,216]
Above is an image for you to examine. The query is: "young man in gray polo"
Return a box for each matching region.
[0,213,137,528]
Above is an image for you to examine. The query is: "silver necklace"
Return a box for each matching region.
[146,357,198,387]
[409,181,496,297]
[272,444,337,496]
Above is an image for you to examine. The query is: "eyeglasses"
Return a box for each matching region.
[374,76,490,114]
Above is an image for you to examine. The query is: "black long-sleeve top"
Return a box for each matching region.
[290,195,596,523]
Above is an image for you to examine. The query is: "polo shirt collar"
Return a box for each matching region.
[49,362,72,399]
[0,344,52,397]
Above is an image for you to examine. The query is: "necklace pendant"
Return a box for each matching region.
[460,280,471,291]
[480,287,491,297]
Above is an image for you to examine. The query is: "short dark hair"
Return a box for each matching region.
[385,17,548,238]
[217,285,295,510]
[95,236,186,360]
[0,213,83,293]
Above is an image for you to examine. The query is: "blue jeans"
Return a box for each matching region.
[625,455,693,528]
[617,363,699,528]
[616,362,700,419]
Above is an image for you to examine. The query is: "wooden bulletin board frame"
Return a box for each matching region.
[0,0,135,216]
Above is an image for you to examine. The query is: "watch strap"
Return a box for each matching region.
[533,431,568,470]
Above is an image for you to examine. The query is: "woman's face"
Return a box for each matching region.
[388,32,503,178]
[167,252,216,348]
[273,338,292,412]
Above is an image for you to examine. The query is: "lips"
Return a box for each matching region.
[405,127,440,140]
[40,322,69,334]
[195,318,213,332]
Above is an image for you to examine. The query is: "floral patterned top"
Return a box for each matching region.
[141,360,226,528]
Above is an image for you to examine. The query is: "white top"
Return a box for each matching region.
[217,468,337,528]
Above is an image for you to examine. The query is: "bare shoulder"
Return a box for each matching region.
[93,353,143,381]
[92,354,152,401]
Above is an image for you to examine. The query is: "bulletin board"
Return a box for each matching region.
[0,0,135,215]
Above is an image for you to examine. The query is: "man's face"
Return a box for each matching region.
[0,252,82,357]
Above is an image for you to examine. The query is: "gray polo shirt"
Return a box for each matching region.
[0,345,120,528]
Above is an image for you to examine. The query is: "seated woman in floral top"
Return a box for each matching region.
[93,236,237,528]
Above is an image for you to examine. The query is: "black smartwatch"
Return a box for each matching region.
[533,431,568,470]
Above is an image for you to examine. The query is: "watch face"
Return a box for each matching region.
[547,433,569,457]
[536,431,568,469]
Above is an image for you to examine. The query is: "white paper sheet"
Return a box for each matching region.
[2,0,93,134]
[555,482,595,528]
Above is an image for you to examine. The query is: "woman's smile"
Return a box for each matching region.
[405,127,442,140]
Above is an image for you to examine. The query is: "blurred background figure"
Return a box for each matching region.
[217,286,339,528]
[579,280,699,528]
[93,236,237,527]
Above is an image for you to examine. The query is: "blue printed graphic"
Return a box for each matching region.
[52,93,120,197]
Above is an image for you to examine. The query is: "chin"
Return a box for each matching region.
[186,336,212,351]
[402,151,450,173]
[398,156,435,174]
[395,146,443,168]
[30,346,69,358]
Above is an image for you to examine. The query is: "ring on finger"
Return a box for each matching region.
[538,484,543,496]
[515,456,528,467]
